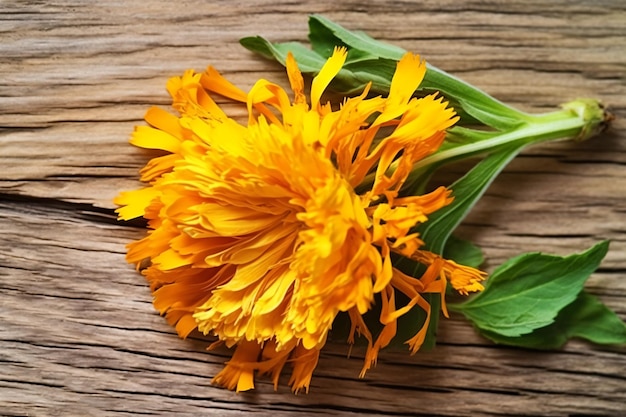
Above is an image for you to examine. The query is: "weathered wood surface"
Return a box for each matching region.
[1,1,625,415]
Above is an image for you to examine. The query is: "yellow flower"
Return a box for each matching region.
[115,47,485,393]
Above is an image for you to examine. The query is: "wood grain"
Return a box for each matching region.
[1,1,625,415]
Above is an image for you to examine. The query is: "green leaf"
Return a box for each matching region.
[308,14,406,61]
[479,290,626,349]
[452,241,610,337]
[339,59,396,93]
[239,36,328,73]
[309,17,383,65]
[418,145,524,346]
[243,15,530,128]
[306,15,529,129]
[417,145,524,257]
[420,66,526,130]
[443,235,484,269]
[393,144,524,349]
[240,35,392,95]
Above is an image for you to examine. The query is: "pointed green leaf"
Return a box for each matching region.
[479,290,626,349]
[420,66,526,130]
[307,15,529,129]
[244,15,530,128]
[309,17,383,65]
[239,36,327,73]
[309,14,406,60]
[452,241,610,337]
[393,144,524,349]
[240,36,391,95]
[418,145,524,257]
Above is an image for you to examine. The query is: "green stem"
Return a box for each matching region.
[414,110,582,171]
[359,99,608,192]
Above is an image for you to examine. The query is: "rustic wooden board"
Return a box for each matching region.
[1,1,625,416]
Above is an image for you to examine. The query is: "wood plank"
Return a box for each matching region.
[2,200,624,415]
[1,1,625,415]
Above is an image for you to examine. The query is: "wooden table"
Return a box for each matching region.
[2,1,625,415]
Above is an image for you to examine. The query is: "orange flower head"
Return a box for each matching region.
[115,47,485,393]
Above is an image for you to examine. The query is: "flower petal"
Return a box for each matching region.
[310,46,347,109]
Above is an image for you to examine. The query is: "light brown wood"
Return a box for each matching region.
[1,1,625,415]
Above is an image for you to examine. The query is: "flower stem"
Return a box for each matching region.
[418,99,607,171]
[360,98,611,192]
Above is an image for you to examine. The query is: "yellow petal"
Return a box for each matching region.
[372,52,426,126]
[130,125,180,153]
[286,52,306,105]
[201,66,248,102]
[310,46,347,109]
[212,340,261,392]
[144,106,183,137]
[114,187,160,220]
[389,53,426,107]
